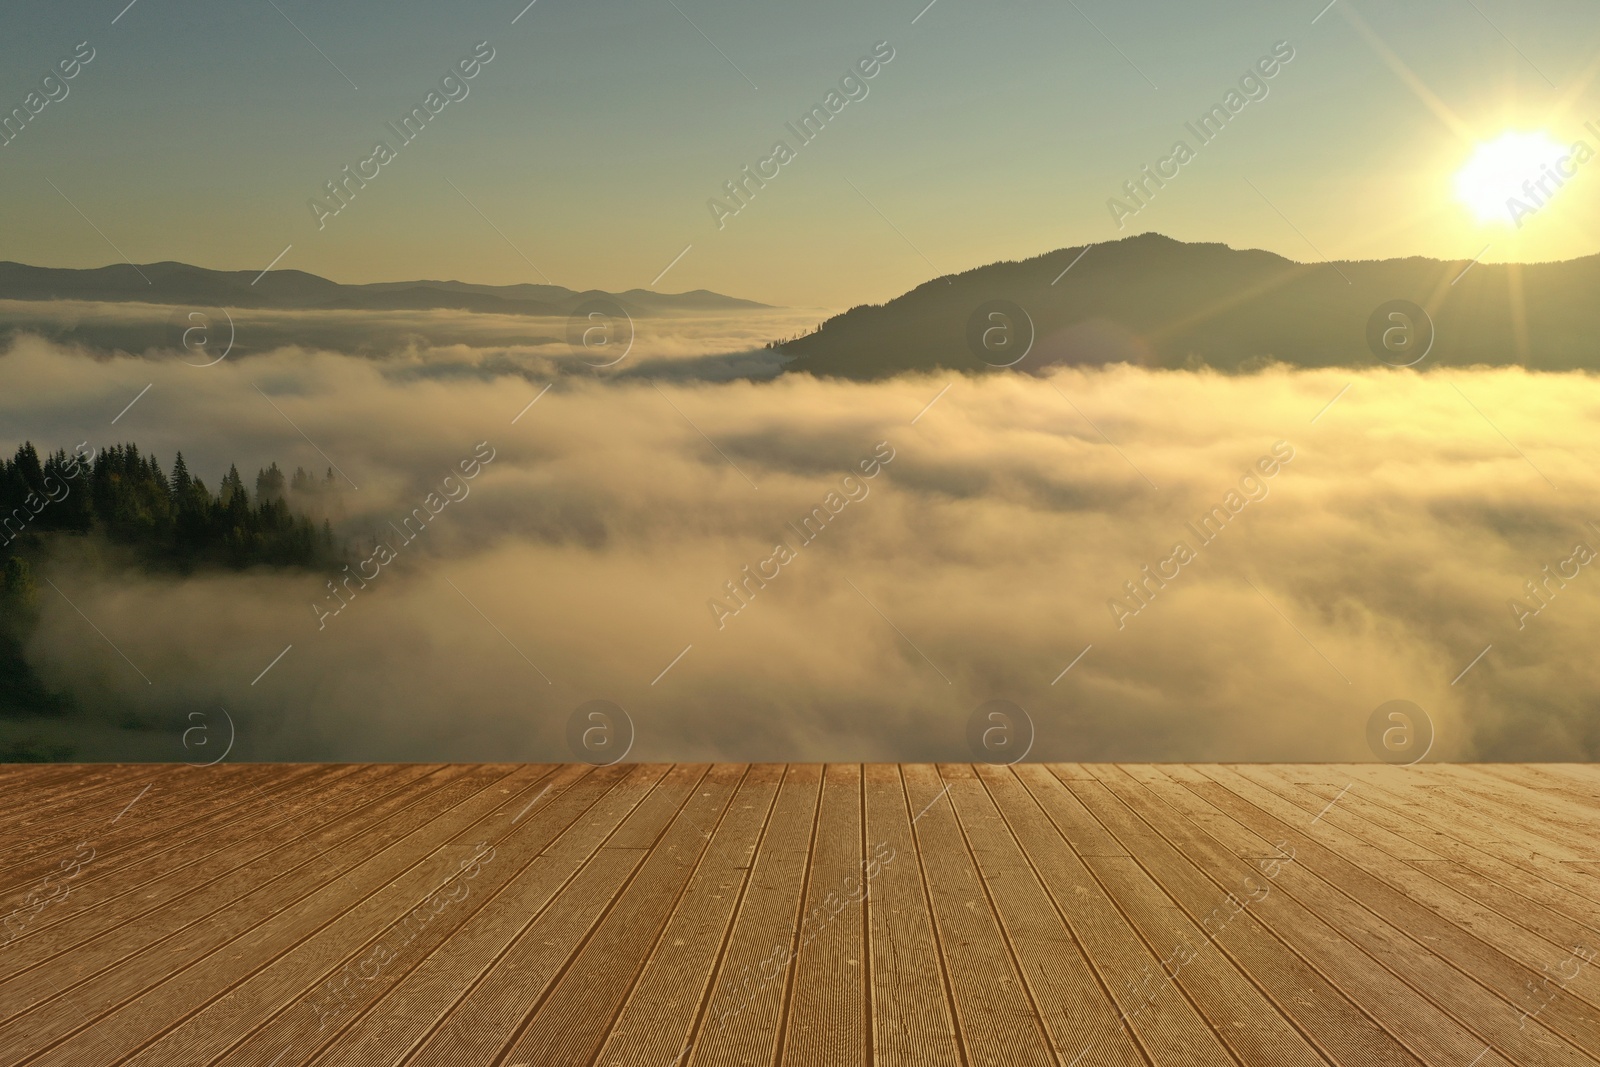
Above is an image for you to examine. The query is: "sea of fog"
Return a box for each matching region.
[2,313,1597,763]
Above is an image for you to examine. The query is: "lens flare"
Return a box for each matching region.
[1454,131,1569,225]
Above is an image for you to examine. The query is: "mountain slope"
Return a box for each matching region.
[356,278,768,312]
[0,261,769,317]
[778,233,1600,377]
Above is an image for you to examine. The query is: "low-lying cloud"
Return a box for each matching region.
[3,330,1597,764]
[0,299,824,383]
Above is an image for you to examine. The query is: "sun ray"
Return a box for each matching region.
[1507,262,1533,368]
[1337,3,1478,145]
[1552,39,1600,118]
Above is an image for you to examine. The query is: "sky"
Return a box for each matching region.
[2,0,1599,307]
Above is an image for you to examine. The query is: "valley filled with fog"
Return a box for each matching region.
[2,307,1596,763]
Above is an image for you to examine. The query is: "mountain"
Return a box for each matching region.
[0,261,769,317]
[355,279,768,313]
[777,233,1600,378]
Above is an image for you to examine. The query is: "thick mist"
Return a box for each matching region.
[2,327,1597,763]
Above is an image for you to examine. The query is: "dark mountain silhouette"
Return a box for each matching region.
[357,278,766,313]
[777,233,1600,378]
[0,261,768,317]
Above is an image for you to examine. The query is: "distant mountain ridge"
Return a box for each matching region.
[0,261,769,317]
[778,233,1600,377]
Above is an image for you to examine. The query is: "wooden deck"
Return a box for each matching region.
[0,763,1597,1066]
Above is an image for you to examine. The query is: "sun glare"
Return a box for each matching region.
[1454,131,1570,226]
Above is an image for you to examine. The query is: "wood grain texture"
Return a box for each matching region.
[0,763,1592,1067]
[862,764,961,1067]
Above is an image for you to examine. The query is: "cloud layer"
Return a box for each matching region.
[3,328,1597,763]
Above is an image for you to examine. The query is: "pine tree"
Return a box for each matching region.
[13,444,43,494]
[256,462,286,504]
[1,440,335,571]
[219,464,247,508]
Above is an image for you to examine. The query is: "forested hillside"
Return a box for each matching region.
[778,233,1600,378]
[0,442,340,757]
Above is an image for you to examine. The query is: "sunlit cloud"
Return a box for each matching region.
[3,332,1597,763]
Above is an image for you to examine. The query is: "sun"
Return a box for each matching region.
[1454,131,1570,226]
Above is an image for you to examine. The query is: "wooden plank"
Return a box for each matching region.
[1233,765,1600,986]
[991,764,1235,1067]
[1413,766,1600,854]
[1325,767,1600,911]
[1400,767,1600,861]
[1113,765,1519,1067]
[1460,764,1600,805]
[588,764,784,1067]
[125,763,593,1067]
[688,763,822,1067]
[1252,768,1600,942]
[861,763,960,1067]
[1177,764,1600,1036]
[4,762,1596,1067]
[1086,764,1425,1067]
[0,762,287,858]
[1186,765,1593,1067]
[0,763,404,984]
[492,765,748,1066]
[1047,763,1104,781]
[1056,767,1337,1067]
[9,764,525,1066]
[304,764,668,1067]
[0,763,88,791]
[0,763,158,844]
[781,762,868,1066]
[901,763,1057,1067]
[954,763,1145,1067]
[0,764,365,930]
[0,762,160,819]
[0,764,406,1035]
[1343,766,1594,866]
[1017,764,1129,857]
[1483,765,1600,801]
[1479,763,1600,797]
[270,765,597,1066]
[397,764,707,1067]
[0,762,310,896]
[295,763,668,1067]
